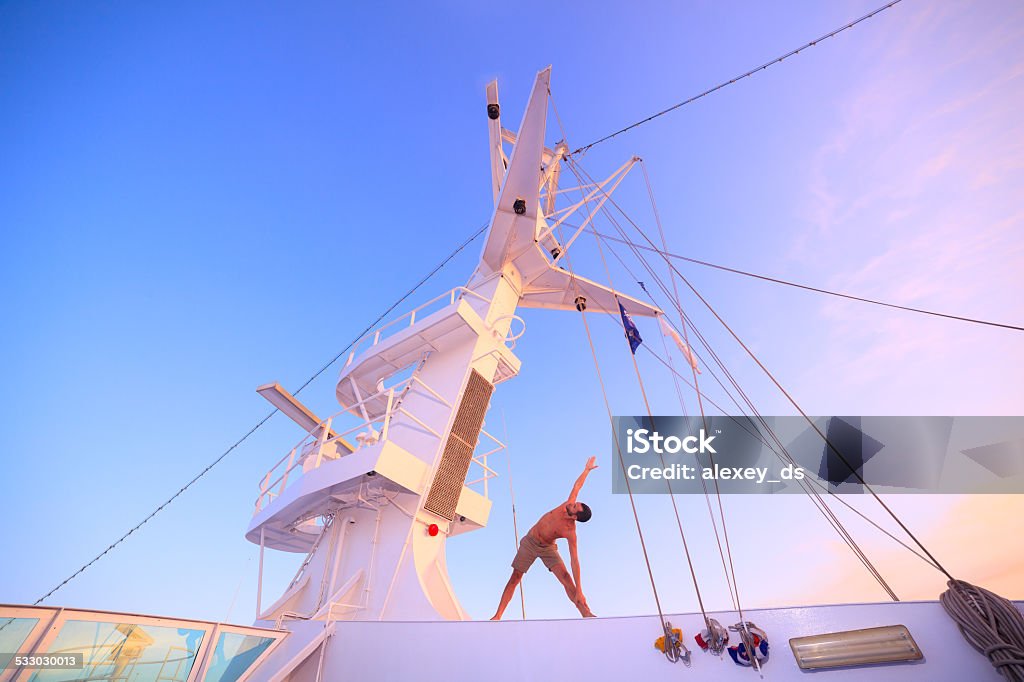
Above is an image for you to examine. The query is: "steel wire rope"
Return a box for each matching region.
[676,306,900,597]
[552,99,741,611]
[548,166,928,589]
[564,247,672,631]
[570,0,905,156]
[545,187,672,637]
[574,157,915,595]
[582,231,1024,333]
[572,163,958,583]
[500,409,527,620]
[641,159,693,426]
[566,159,750,621]
[576,164,718,632]
[629,332,940,571]
[580,161,901,598]
[632,160,745,611]
[590,215,938,574]
[555,142,740,614]
[671,305,902,598]
[551,96,707,636]
[580,167,900,603]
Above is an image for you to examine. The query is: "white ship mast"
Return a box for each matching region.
[245,66,659,627]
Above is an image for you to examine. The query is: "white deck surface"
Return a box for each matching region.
[260,600,1023,681]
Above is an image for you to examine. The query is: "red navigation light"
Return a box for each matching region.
[427,523,439,537]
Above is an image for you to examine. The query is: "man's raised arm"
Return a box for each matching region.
[568,456,599,503]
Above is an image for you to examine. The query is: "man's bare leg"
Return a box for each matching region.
[491,569,524,620]
[553,565,596,617]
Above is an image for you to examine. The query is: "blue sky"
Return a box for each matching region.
[2,1,1022,623]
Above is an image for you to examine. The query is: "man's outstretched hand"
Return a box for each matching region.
[584,456,598,472]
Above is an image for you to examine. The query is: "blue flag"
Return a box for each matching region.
[618,301,643,354]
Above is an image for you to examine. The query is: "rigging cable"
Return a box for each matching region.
[553,97,720,638]
[569,159,748,622]
[630,161,746,612]
[587,231,1024,333]
[573,160,957,583]
[642,161,692,422]
[571,158,898,600]
[560,144,740,619]
[631,333,939,571]
[631,159,898,597]
[593,223,937,569]
[583,169,721,631]
[552,206,673,645]
[32,221,490,606]
[501,409,527,620]
[570,0,905,156]
[600,229,901,599]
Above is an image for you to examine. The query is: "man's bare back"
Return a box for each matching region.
[491,456,598,620]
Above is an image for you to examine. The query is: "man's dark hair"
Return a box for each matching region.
[576,503,592,523]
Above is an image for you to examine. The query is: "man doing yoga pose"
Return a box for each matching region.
[491,456,598,620]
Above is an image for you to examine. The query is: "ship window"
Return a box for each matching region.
[28,619,205,682]
[0,616,40,669]
[202,632,276,682]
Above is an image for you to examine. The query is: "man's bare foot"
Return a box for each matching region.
[490,615,501,621]
[582,610,597,618]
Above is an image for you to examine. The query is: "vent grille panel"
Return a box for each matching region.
[423,370,494,520]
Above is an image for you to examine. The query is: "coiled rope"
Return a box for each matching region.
[941,580,1024,681]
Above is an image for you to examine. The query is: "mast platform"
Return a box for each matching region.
[246,435,495,553]
[336,286,521,418]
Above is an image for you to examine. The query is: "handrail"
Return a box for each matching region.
[255,371,509,512]
[255,375,452,513]
[465,428,506,498]
[259,376,418,476]
[488,313,527,349]
[256,415,379,510]
[344,286,492,368]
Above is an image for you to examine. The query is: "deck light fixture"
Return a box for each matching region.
[789,625,923,670]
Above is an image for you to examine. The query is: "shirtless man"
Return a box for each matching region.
[491,456,598,620]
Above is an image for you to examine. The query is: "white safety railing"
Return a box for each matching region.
[488,313,526,350]
[466,428,506,499]
[254,376,450,513]
[344,286,492,368]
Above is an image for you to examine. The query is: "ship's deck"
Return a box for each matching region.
[256,599,1023,681]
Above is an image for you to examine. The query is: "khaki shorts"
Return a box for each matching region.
[512,534,564,573]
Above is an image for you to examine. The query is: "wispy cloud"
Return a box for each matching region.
[785,0,1024,412]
